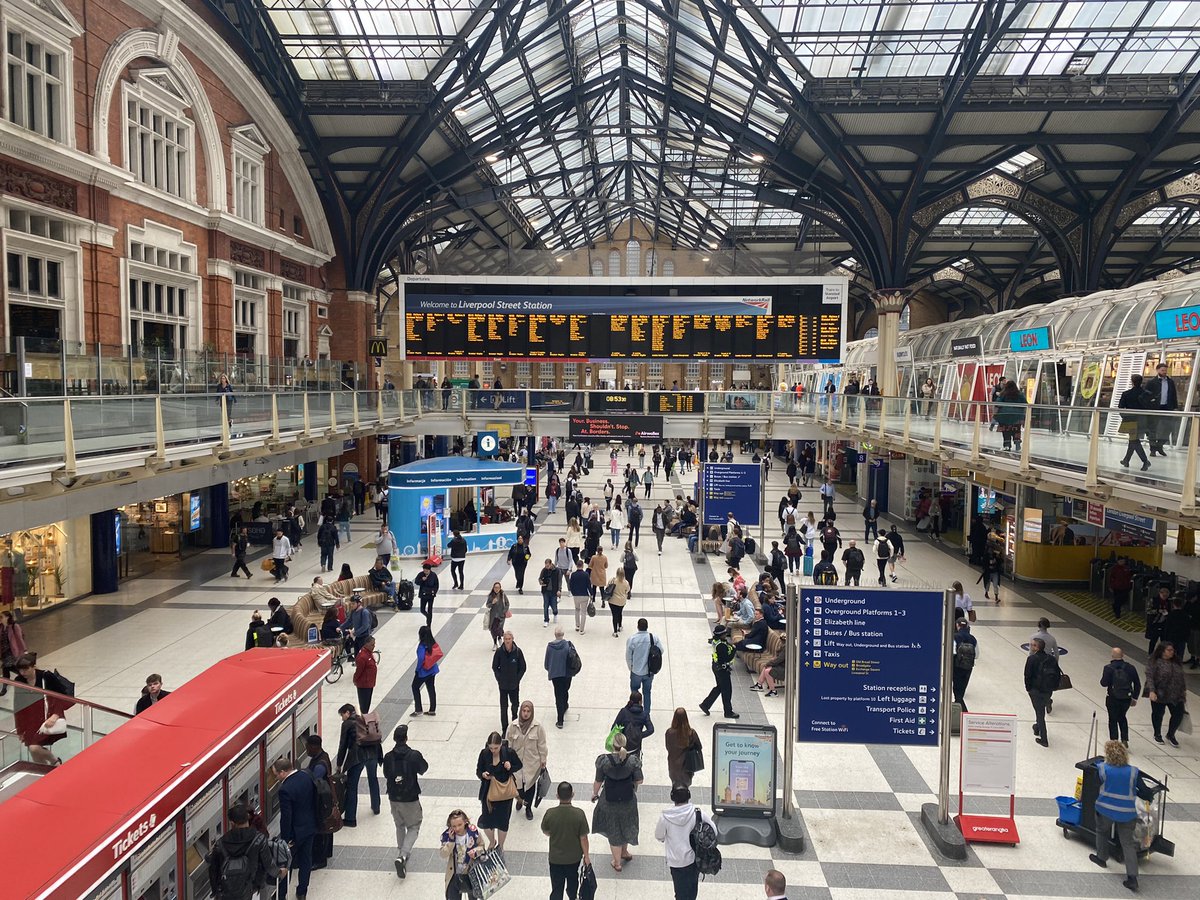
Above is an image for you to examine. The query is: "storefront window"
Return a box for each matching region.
[229,467,304,522]
[1,524,68,611]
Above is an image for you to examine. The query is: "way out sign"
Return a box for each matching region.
[957,712,1020,845]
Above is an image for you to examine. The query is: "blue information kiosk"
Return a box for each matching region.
[387,457,527,557]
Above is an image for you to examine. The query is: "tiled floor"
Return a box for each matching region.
[15,450,1200,899]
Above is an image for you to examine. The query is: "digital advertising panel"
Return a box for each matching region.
[711,723,777,818]
[568,415,664,442]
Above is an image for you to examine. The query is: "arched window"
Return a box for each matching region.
[898,303,911,333]
[662,259,675,277]
[591,258,604,276]
[864,327,879,339]
[644,248,656,276]
[607,249,621,276]
[625,240,641,276]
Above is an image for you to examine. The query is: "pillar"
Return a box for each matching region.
[90,510,119,594]
[303,463,317,503]
[209,483,231,548]
[871,289,909,398]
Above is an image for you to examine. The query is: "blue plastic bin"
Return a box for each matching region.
[1056,795,1081,826]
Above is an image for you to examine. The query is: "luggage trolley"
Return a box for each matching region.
[1055,715,1175,860]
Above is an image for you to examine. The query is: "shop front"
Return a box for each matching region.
[117,489,216,579]
[971,482,1018,577]
[1,518,90,614]
[1016,494,1162,583]
[229,465,311,524]
[887,456,968,548]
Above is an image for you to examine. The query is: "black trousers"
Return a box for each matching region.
[1106,696,1132,741]
[844,569,861,586]
[610,604,624,633]
[512,563,527,590]
[420,594,435,626]
[499,687,520,730]
[669,863,699,900]
[357,686,374,714]
[413,673,437,713]
[1029,690,1050,741]
[1150,701,1186,739]
[231,556,251,578]
[700,668,734,715]
[628,523,641,546]
[951,668,971,712]
[549,862,580,900]
[876,559,888,585]
[450,560,465,588]
[552,676,572,725]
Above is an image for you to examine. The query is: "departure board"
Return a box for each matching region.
[649,392,706,413]
[400,277,847,362]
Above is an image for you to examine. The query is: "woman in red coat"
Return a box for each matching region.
[13,654,74,765]
[354,637,378,714]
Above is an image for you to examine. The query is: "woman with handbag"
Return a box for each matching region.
[1117,374,1152,470]
[13,654,73,765]
[504,701,548,821]
[476,731,523,851]
[411,625,441,716]
[485,582,510,650]
[606,570,630,637]
[590,732,643,872]
[440,809,486,900]
[664,707,701,788]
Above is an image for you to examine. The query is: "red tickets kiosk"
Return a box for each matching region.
[0,648,329,899]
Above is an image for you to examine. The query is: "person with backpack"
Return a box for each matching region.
[590,731,643,872]
[768,541,786,589]
[626,497,643,547]
[951,621,978,712]
[626,618,664,715]
[568,560,592,636]
[873,534,892,586]
[316,516,340,574]
[302,734,337,871]
[620,540,639,598]
[354,637,378,713]
[610,690,655,755]
[337,702,382,827]
[840,540,865,586]
[273,756,315,899]
[230,526,253,580]
[545,625,578,729]
[383,724,429,878]
[1023,638,1059,747]
[1100,647,1141,746]
[812,550,838,586]
[654,785,718,900]
[245,611,274,651]
[207,802,277,899]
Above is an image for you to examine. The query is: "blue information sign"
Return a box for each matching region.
[1008,326,1053,353]
[701,463,761,526]
[798,586,944,746]
[1154,303,1200,340]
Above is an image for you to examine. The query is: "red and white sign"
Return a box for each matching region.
[956,712,1020,845]
[1087,502,1104,526]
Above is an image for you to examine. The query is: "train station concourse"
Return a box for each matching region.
[2,2,1200,899]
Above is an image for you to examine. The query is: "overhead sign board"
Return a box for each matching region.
[588,392,645,413]
[1103,509,1157,542]
[894,346,913,363]
[1008,326,1053,353]
[367,337,389,358]
[798,587,943,747]
[568,414,663,442]
[951,335,983,357]
[477,431,500,458]
[1154,303,1200,340]
[648,391,705,414]
[701,463,762,526]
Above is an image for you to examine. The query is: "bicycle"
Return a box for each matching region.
[324,636,382,684]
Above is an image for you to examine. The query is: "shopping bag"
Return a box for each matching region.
[261,558,275,572]
[534,766,552,806]
[605,724,624,752]
[467,848,511,899]
[1179,709,1193,735]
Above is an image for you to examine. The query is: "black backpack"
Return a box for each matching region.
[647,635,663,675]
[690,810,722,877]
[1037,654,1061,693]
[954,640,976,671]
[567,643,583,675]
[604,767,635,802]
[215,836,261,897]
[311,770,334,822]
[1109,663,1134,700]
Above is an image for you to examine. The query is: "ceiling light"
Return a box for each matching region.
[701,257,710,262]
[751,153,764,162]
[555,257,563,262]
[454,106,468,115]
[485,154,501,163]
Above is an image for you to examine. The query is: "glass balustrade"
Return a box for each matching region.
[0,677,134,769]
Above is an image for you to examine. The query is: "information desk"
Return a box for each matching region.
[400,276,847,361]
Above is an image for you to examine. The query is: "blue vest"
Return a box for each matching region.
[1095,763,1139,822]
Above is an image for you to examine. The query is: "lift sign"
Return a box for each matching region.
[1008,326,1053,353]
[1155,303,1200,340]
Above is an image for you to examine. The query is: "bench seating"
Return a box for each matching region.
[287,575,387,640]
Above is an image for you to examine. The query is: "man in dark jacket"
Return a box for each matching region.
[812,550,839,586]
[626,497,643,546]
[734,610,771,654]
[267,597,292,636]
[208,802,277,899]
[862,499,880,540]
[230,526,252,579]
[841,540,865,586]
[368,558,396,604]
[336,702,381,827]
[952,622,978,712]
[885,525,905,582]
[611,691,655,753]
[1024,638,1059,747]
[383,724,429,878]
[448,530,468,589]
[317,518,340,573]
[492,631,528,730]
[768,541,787,589]
[275,756,319,899]
[820,522,842,559]
[1145,361,1178,455]
[415,562,439,625]
[507,535,532,594]
[1100,647,1141,745]
[353,478,366,515]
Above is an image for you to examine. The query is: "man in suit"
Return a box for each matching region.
[1145,362,1178,456]
[274,756,319,899]
[764,868,788,900]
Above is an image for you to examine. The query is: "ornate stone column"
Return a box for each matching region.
[870,289,909,397]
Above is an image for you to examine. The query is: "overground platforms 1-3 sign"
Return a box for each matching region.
[798,587,944,747]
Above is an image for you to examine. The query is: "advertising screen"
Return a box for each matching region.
[711,723,777,817]
[568,415,664,442]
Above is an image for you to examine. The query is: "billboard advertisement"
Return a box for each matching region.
[711,723,777,818]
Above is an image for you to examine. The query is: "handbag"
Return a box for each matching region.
[586,600,596,618]
[578,861,597,900]
[967,609,977,623]
[683,738,705,773]
[486,773,519,808]
[1057,671,1073,691]
[1178,708,1192,735]
[39,713,68,736]
[534,766,552,806]
[467,848,511,899]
